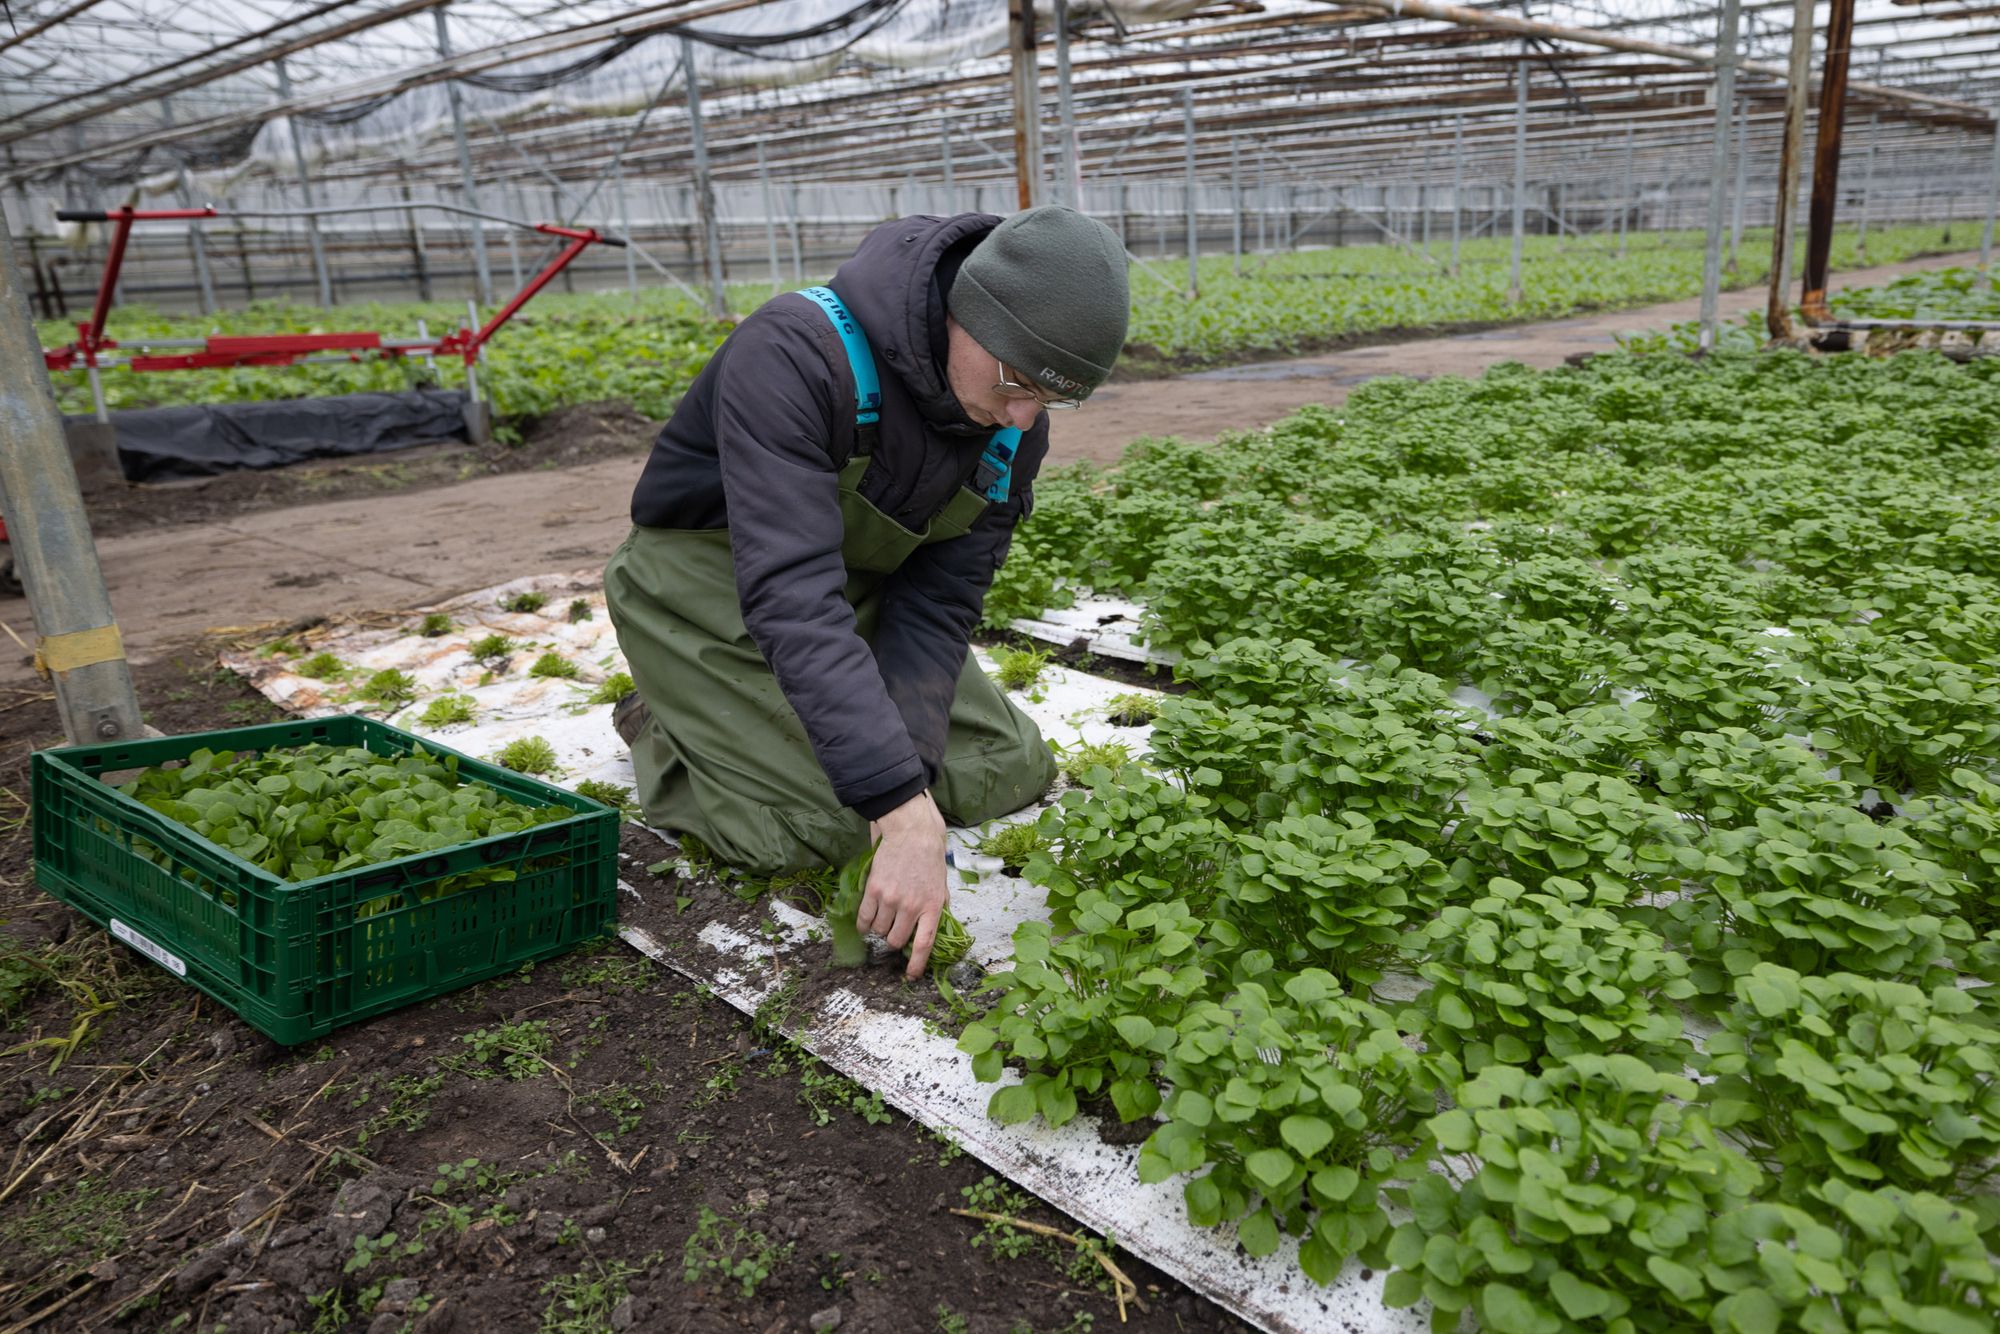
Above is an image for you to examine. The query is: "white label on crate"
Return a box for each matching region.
[110,919,187,977]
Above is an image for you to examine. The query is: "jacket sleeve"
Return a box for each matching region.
[871,420,1052,779]
[712,308,929,818]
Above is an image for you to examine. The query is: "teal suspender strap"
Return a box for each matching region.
[796,285,1019,503]
[976,428,1023,504]
[796,286,881,424]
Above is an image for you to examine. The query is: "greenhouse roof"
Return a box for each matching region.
[1,0,1993,197]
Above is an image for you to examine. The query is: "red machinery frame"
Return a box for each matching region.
[42,205,623,380]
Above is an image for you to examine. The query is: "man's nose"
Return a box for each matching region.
[1004,398,1040,430]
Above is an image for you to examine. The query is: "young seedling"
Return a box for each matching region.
[419,613,454,637]
[1054,738,1131,784]
[355,668,419,705]
[991,645,1053,693]
[587,671,636,706]
[976,821,1049,874]
[494,736,560,775]
[574,779,635,816]
[417,694,477,727]
[1104,692,1160,727]
[468,634,514,666]
[529,652,581,680]
[567,599,593,623]
[296,651,347,680]
[500,590,549,614]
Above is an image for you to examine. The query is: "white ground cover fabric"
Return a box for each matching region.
[219,571,1422,1334]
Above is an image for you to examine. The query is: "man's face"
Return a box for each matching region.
[944,315,1052,432]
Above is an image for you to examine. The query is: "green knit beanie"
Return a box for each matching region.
[947,205,1129,400]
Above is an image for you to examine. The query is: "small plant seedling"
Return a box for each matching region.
[297,651,347,680]
[682,1205,793,1299]
[1104,692,1161,726]
[419,613,454,637]
[260,635,299,657]
[991,645,1053,693]
[494,736,560,775]
[976,821,1049,873]
[568,599,593,623]
[529,652,581,680]
[587,671,636,706]
[501,590,549,614]
[355,668,419,705]
[417,694,477,727]
[468,634,514,665]
[574,778,636,814]
[1054,738,1131,783]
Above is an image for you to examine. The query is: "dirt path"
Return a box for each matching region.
[0,249,1972,684]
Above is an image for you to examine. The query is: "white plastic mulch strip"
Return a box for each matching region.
[1009,594,1179,666]
[220,572,1413,1334]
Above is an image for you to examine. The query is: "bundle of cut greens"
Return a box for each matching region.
[116,744,571,902]
[826,841,971,974]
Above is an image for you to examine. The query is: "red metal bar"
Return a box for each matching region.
[208,332,382,355]
[449,232,597,364]
[80,209,136,363]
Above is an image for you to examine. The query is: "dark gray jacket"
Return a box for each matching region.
[629,213,1051,819]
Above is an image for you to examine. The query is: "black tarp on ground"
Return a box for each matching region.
[72,389,472,483]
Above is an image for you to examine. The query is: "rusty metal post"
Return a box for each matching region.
[1699,0,1742,350]
[1008,0,1043,211]
[1766,0,1816,341]
[1800,0,1857,324]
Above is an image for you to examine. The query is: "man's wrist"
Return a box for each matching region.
[876,790,940,837]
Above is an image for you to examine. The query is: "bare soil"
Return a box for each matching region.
[0,660,1242,1333]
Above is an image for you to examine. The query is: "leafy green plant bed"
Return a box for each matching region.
[35,225,1956,424]
[1829,266,2000,322]
[963,345,2000,1325]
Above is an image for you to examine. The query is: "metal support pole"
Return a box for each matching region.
[1183,87,1198,298]
[1619,121,1633,259]
[1053,0,1082,208]
[1451,114,1463,275]
[1698,0,1742,351]
[502,185,524,290]
[940,115,954,208]
[160,98,216,314]
[1767,0,1815,340]
[1728,92,1750,272]
[1854,114,1877,257]
[1230,135,1243,276]
[434,5,492,305]
[1983,106,2000,267]
[614,162,640,306]
[0,211,144,747]
[787,184,804,284]
[274,60,332,308]
[1509,47,1528,304]
[682,34,727,318]
[758,142,781,297]
[1420,143,1432,252]
[400,174,432,301]
[1007,0,1043,210]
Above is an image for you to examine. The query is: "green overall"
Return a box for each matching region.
[603,455,1058,875]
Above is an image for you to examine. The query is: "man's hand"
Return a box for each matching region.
[860,791,949,980]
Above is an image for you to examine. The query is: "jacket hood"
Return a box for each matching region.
[830,212,999,435]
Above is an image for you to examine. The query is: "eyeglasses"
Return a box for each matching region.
[994,360,1081,410]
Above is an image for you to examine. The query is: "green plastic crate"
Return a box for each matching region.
[30,714,618,1045]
